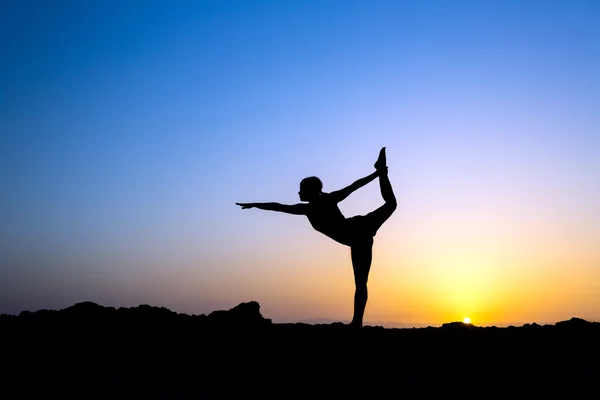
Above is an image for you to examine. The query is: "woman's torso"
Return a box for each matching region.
[305,194,352,245]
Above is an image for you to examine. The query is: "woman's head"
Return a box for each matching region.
[299,176,322,201]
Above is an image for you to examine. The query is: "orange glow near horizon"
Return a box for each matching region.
[223,199,600,327]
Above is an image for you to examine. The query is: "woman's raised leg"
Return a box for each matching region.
[366,148,397,235]
[378,167,396,210]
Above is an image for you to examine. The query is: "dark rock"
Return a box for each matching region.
[555,317,595,331]
[207,300,271,325]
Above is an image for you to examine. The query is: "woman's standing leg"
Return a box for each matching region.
[350,241,373,328]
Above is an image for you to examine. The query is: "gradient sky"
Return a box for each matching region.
[1,0,599,326]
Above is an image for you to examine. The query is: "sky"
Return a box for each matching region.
[1,0,599,327]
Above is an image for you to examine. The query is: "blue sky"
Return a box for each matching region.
[1,1,599,324]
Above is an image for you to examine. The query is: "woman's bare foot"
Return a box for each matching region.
[349,321,362,331]
[374,147,386,171]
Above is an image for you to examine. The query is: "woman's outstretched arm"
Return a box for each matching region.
[329,168,384,203]
[236,202,308,215]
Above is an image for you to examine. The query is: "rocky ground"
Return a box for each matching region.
[2,301,598,398]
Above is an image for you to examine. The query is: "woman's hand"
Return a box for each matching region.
[377,166,388,176]
[236,202,255,209]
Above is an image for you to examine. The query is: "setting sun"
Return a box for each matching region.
[463,317,472,324]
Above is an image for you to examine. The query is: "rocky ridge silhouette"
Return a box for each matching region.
[2,301,598,398]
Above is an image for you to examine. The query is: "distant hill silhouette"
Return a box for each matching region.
[2,301,598,397]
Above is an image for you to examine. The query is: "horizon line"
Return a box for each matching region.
[3,301,597,328]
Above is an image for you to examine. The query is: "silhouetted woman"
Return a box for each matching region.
[236,147,397,328]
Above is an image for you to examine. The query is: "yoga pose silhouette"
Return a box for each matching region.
[236,147,397,328]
